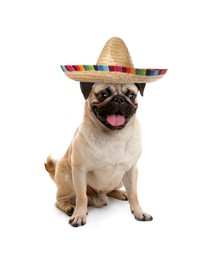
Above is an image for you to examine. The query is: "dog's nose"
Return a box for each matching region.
[113,96,125,104]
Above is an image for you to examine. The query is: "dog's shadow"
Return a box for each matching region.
[85,198,131,227]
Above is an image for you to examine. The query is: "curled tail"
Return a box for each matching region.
[44,155,57,181]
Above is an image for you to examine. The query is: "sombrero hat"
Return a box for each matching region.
[61,37,167,84]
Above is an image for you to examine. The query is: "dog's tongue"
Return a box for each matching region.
[106,114,125,127]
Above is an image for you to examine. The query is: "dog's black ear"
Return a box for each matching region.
[135,83,146,96]
[80,82,94,99]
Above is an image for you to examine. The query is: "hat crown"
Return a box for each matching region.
[96,37,134,67]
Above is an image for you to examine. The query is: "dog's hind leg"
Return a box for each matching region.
[107,189,128,201]
[87,186,109,207]
[56,190,75,216]
[55,158,75,216]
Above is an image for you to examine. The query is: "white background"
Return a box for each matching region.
[0,0,209,259]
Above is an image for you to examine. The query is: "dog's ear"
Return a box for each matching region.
[80,82,94,100]
[135,83,146,96]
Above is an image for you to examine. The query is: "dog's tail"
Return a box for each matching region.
[44,155,57,182]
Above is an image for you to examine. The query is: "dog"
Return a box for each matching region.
[45,82,153,227]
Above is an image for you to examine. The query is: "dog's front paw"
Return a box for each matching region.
[132,210,153,221]
[69,209,88,227]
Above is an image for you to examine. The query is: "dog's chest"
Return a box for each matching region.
[86,135,141,191]
[76,122,142,191]
[87,130,141,170]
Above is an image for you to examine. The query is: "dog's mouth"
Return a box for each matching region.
[93,108,135,130]
[97,111,127,130]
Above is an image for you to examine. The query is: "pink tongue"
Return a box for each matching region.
[106,114,125,127]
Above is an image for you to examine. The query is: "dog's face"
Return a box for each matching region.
[80,82,146,130]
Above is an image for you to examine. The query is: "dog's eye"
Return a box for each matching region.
[127,93,136,100]
[97,90,110,101]
[100,92,109,98]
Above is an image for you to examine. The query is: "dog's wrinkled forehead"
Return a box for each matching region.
[92,83,138,95]
[80,82,146,99]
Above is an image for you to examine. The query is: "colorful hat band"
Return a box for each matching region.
[61,65,167,77]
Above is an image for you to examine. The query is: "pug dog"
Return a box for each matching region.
[45,82,153,227]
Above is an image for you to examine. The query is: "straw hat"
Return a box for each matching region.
[61,37,167,84]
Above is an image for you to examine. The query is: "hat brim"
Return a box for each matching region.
[61,65,167,84]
